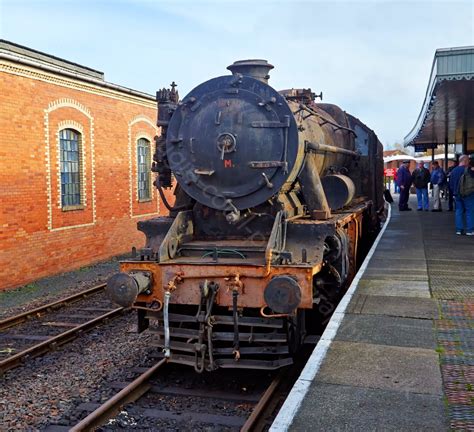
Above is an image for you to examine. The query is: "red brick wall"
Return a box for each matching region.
[0,65,174,290]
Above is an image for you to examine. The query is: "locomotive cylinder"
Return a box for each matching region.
[321,174,356,210]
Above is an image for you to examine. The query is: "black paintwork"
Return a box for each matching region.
[166,75,299,210]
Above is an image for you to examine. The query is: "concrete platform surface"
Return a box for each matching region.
[290,383,447,432]
[271,197,474,431]
[335,314,437,348]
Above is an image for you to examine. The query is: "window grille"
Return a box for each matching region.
[59,129,81,207]
[137,138,151,201]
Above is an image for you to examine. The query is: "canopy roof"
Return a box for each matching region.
[404,46,474,151]
[383,153,456,164]
[414,153,456,162]
[384,155,415,163]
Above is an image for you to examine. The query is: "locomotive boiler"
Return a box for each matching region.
[107,60,384,371]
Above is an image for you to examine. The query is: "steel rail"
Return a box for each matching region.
[0,283,107,331]
[0,306,124,375]
[70,358,167,432]
[241,373,283,432]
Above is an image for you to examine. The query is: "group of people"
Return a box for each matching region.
[395,154,474,235]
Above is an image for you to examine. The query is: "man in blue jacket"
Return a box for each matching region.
[446,161,458,211]
[430,161,446,212]
[450,155,474,235]
[412,162,430,211]
[396,160,412,211]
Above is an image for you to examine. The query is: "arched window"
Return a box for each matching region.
[59,129,82,207]
[137,138,151,201]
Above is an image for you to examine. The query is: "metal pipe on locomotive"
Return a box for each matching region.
[107,60,384,371]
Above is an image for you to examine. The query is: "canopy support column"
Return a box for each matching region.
[444,138,448,171]
[462,130,468,154]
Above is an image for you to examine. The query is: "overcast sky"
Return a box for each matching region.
[1,0,473,146]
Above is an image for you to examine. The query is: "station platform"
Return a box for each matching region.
[271,198,474,431]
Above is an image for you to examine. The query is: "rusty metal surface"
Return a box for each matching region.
[114,212,369,371]
[120,203,368,311]
[241,373,282,432]
[123,261,315,309]
[70,359,167,431]
[110,200,371,371]
[69,357,291,431]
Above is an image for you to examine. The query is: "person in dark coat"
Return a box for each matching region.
[412,162,430,211]
[450,154,474,235]
[446,161,458,211]
[396,160,412,211]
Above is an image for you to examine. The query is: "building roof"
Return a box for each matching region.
[384,155,415,163]
[0,39,104,80]
[0,39,155,101]
[383,149,408,157]
[404,46,474,150]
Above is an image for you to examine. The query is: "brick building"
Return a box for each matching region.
[0,40,170,290]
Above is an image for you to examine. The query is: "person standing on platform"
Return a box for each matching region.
[449,155,474,235]
[412,162,430,211]
[396,160,412,211]
[430,161,446,212]
[393,170,400,194]
[447,160,458,211]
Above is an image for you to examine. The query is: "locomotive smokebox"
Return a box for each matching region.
[106,272,152,308]
[227,59,274,83]
[166,60,300,211]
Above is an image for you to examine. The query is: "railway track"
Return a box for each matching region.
[0,283,125,375]
[66,358,290,432]
[57,342,314,432]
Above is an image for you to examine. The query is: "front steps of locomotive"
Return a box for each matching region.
[142,303,298,371]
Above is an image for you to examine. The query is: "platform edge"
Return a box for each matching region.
[269,203,392,432]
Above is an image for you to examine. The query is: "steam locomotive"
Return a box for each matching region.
[107,60,384,372]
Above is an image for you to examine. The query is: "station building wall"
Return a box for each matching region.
[0,49,173,290]
[384,160,416,171]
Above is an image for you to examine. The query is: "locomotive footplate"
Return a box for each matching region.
[137,299,296,371]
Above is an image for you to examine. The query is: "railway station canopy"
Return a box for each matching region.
[404,46,474,155]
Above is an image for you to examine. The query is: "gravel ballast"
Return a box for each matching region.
[0,314,153,430]
[0,253,151,430]
[0,255,128,320]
